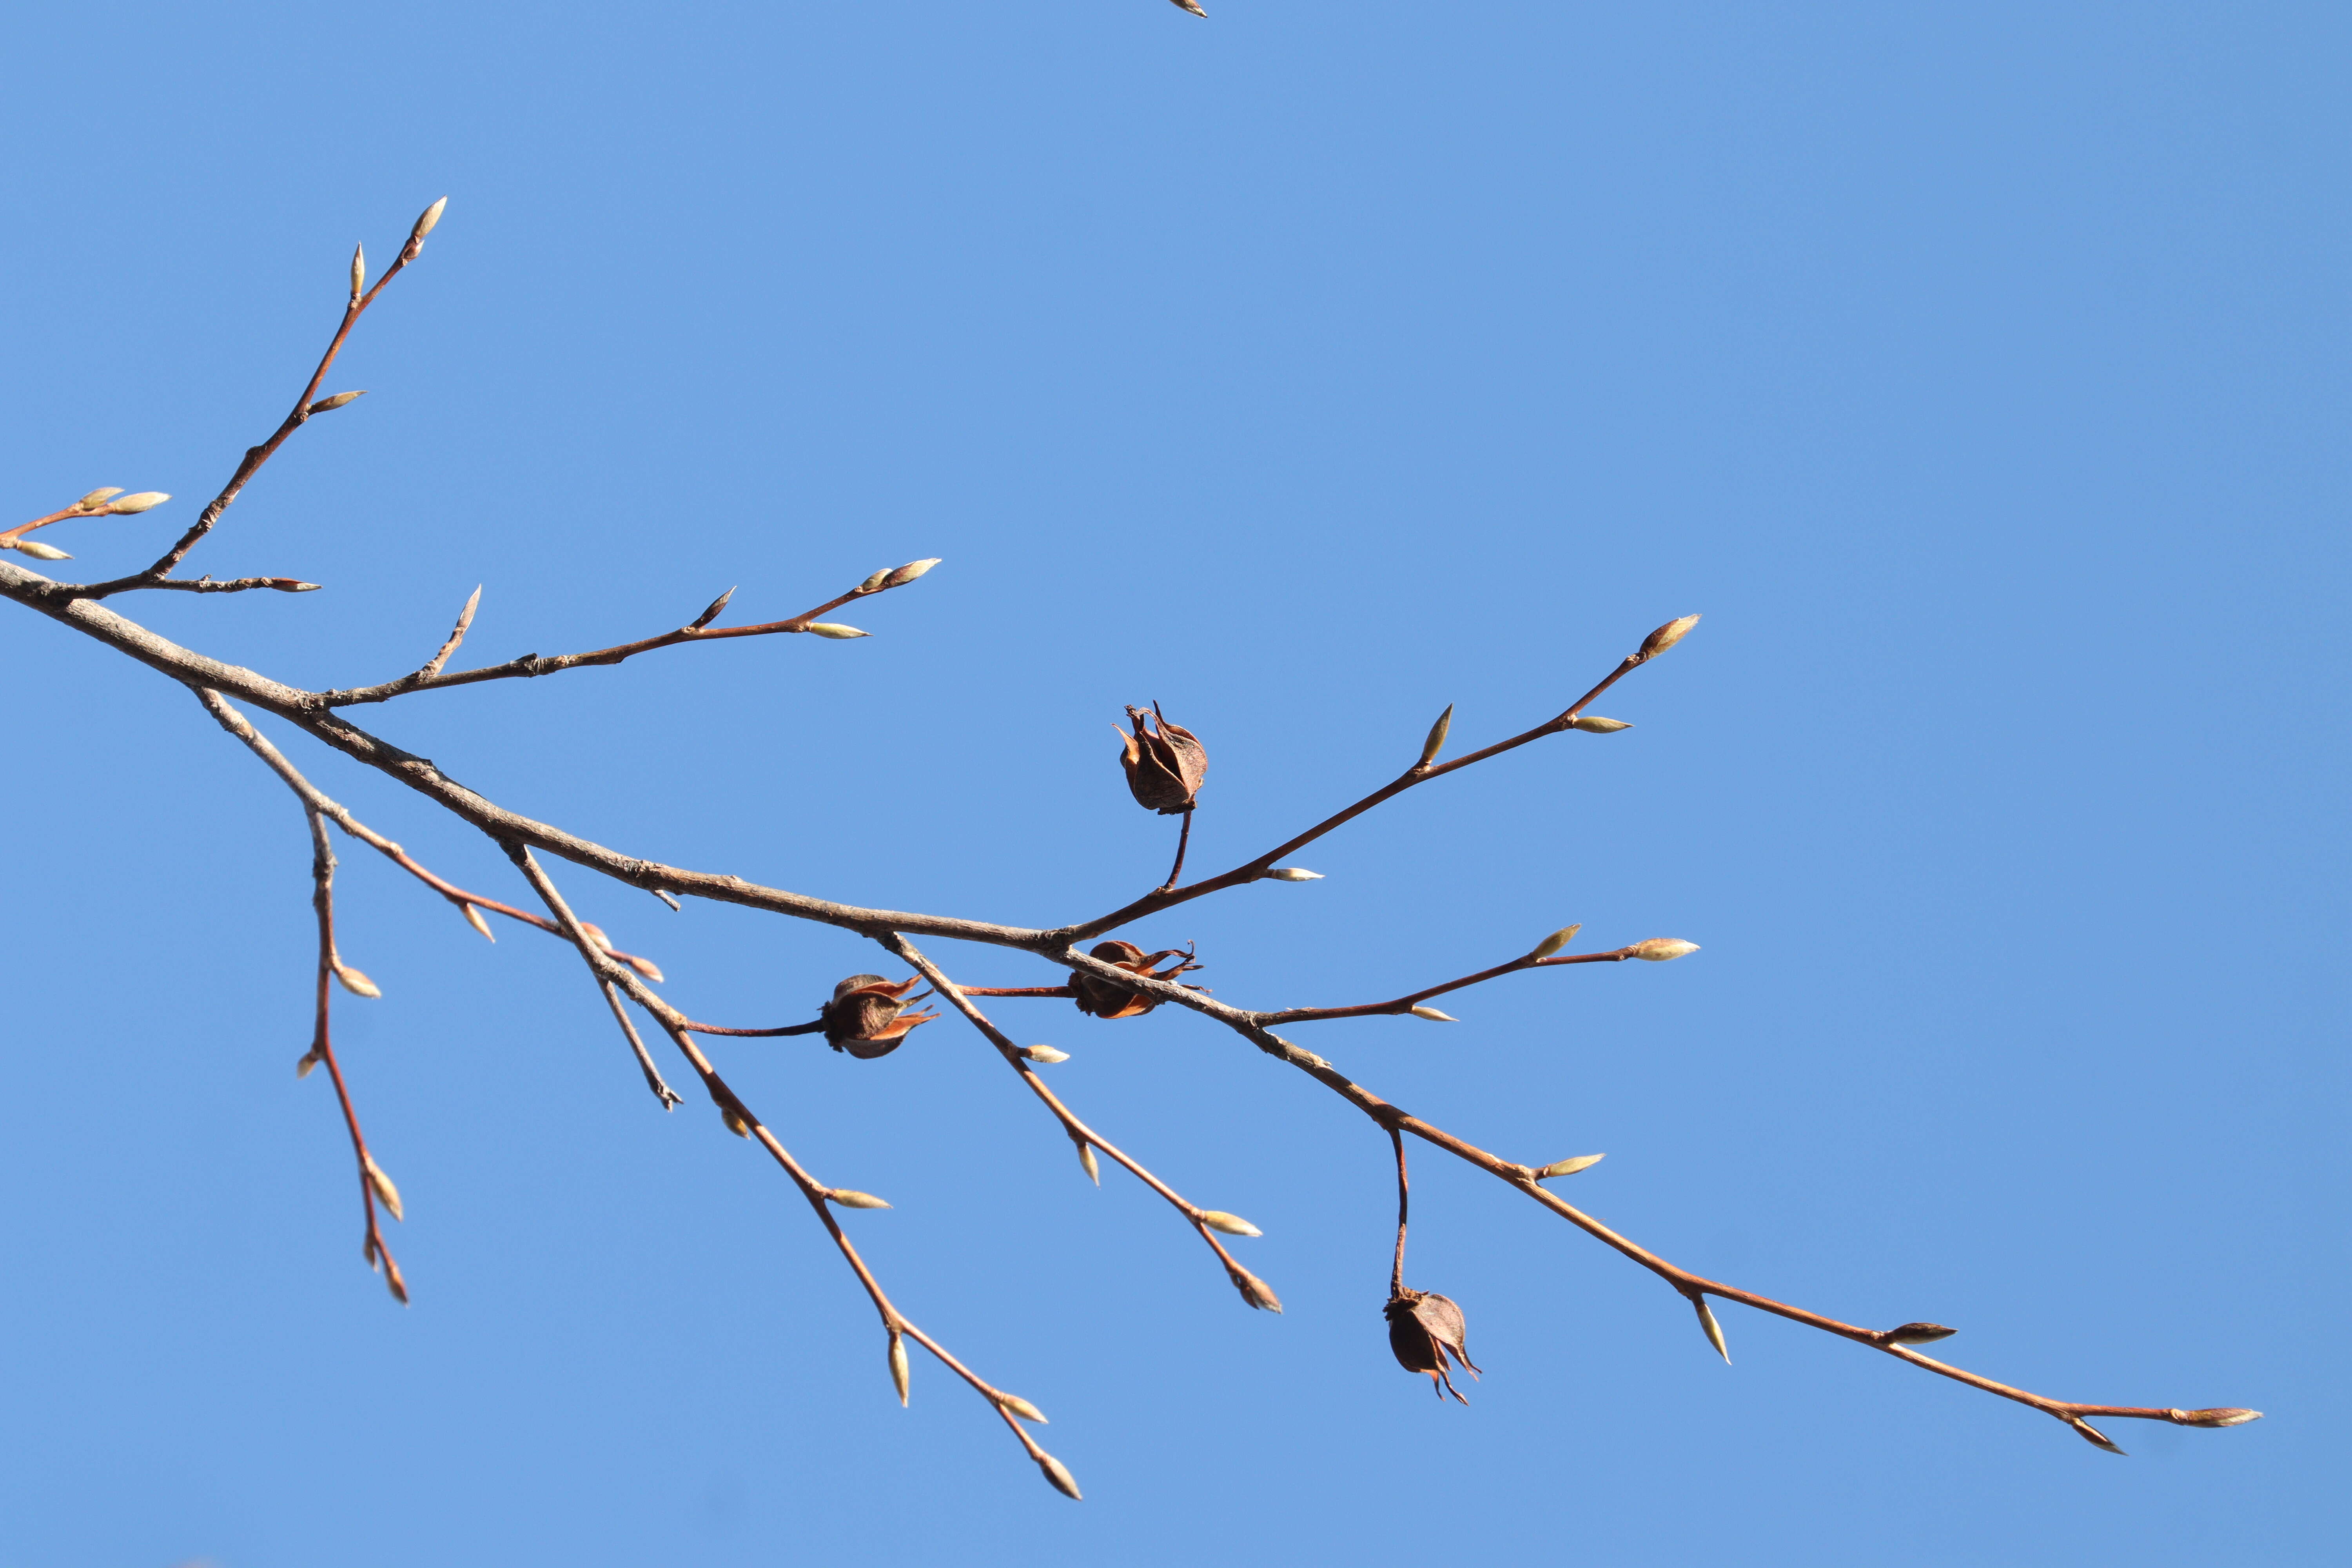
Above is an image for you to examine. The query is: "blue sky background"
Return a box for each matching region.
[1,3,2343,1564]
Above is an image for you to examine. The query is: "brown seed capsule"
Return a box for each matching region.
[820,974,938,1059]
[1116,702,1208,815]
[1069,941,1205,1020]
[1385,1288,1481,1403]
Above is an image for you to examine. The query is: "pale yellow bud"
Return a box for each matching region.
[804,623,869,639]
[999,1393,1048,1423]
[1036,1452,1082,1501]
[74,487,124,508]
[1632,938,1699,962]
[15,541,72,561]
[410,196,448,241]
[307,390,367,414]
[884,557,941,586]
[2069,1417,2125,1455]
[1021,1045,1070,1064]
[333,963,382,999]
[1076,1141,1100,1186]
[350,243,365,303]
[1417,703,1454,768]
[888,1330,910,1406]
[1408,1005,1457,1022]
[857,568,893,592]
[2171,1408,2262,1427]
[721,1105,752,1137]
[1199,1210,1261,1237]
[1637,613,1702,661]
[576,921,615,952]
[383,1254,410,1304]
[1267,867,1323,882]
[107,492,171,513]
[1693,1296,1731,1363]
[1528,923,1583,960]
[827,1189,892,1210]
[1534,1153,1605,1179]
[296,1049,322,1079]
[624,954,666,984]
[364,1156,405,1222]
[1568,715,1632,733]
[461,903,495,942]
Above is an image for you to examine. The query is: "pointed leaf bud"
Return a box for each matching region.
[827,1189,892,1210]
[106,492,171,513]
[688,586,735,630]
[999,1393,1048,1423]
[720,1105,751,1137]
[1534,1154,1606,1179]
[410,196,448,242]
[1232,1267,1283,1312]
[296,1049,322,1079]
[857,568,892,592]
[1568,715,1632,733]
[2069,1416,2126,1455]
[1036,1452,1083,1501]
[1408,1005,1457,1022]
[1266,867,1323,882]
[1076,1140,1100,1186]
[1636,613,1702,661]
[333,963,382,999]
[1528,924,1583,959]
[576,922,615,953]
[14,540,72,561]
[383,1254,410,1304]
[350,243,366,305]
[887,1329,910,1406]
[2171,1408,2262,1427]
[1020,1045,1071,1064]
[461,903,496,942]
[1199,1210,1262,1237]
[624,954,666,984]
[1881,1321,1957,1345]
[1691,1295,1731,1363]
[1417,703,1454,768]
[804,622,869,639]
[1632,938,1700,962]
[74,488,125,509]
[363,1156,405,1222]
[307,391,367,414]
[884,557,940,587]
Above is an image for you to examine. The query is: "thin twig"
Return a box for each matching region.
[1260,946,1644,1024]
[501,842,682,1107]
[1389,1127,1409,1299]
[1157,806,1194,894]
[885,935,1280,1313]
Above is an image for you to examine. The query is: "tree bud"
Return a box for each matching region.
[14,541,71,561]
[410,196,448,242]
[624,954,665,984]
[2069,1417,2126,1455]
[1409,1005,1457,1022]
[296,1049,322,1079]
[1386,1288,1480,1403]
[888,1329,910,1406]
[74,488,124,508]
[1020,1044,1070,1064]
[2171,1408,2262,1427]
[1691,1295,1731,1363]
[826,1189,892,1209]
[333,963,382,999]
[1632,938,1699,962]
[1637,613,1702,661]
[804,622,869,639]
[1232,1267,1283,1313]
[1199,1210,1261,1237]
[383,1254,410,1304]
[1036,1452,1083,1501]
[999,1393,1048,1423]
[1416,703,1454,767]
[884,557,941,586]
[720,1104,752,1137]
[1117,702,1207,815]
[857,568,892,592]
[1170,0,1206,15]
[1568,715,1632,733]
[364,1156,405,1221]
[461,904,496,942]
[1534,1154,1605,1179]
[1076,1140,1100,1186]
[307,391,367,414]
[350,243,366,304]
[107,492,171,513]
[1528,924,1583,959]
[576,922,615,952]
[1266,867,1323,882]
[820,975,937,1059]
[1881,1321,1956,1345]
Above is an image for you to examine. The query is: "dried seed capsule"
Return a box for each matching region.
[1116,702,1208,814]
[1069,941,1204,1020]
[820,975,938,1060]
[1385,1288,1481,1403]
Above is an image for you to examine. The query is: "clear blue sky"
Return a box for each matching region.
[2,3,2343,1564]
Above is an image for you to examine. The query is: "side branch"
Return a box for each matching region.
[884,935,1280,1314]
[1258,943,1654,1025]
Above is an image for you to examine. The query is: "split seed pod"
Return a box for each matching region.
[1069,941,1205,1020]
[820,974,938,1059]
[1385,1289,1481,1403]
[1116,702,1208,815]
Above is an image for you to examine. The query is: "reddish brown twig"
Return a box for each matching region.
[1388,1127,1410,1299]
[886,935,1280,1314]
[299,806,408,1303]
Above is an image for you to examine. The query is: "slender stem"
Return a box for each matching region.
[1389,1127,1409,1298]
[501,842,681,1108]
[1158,807,1195,894]
[1261,947,1639,1025]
